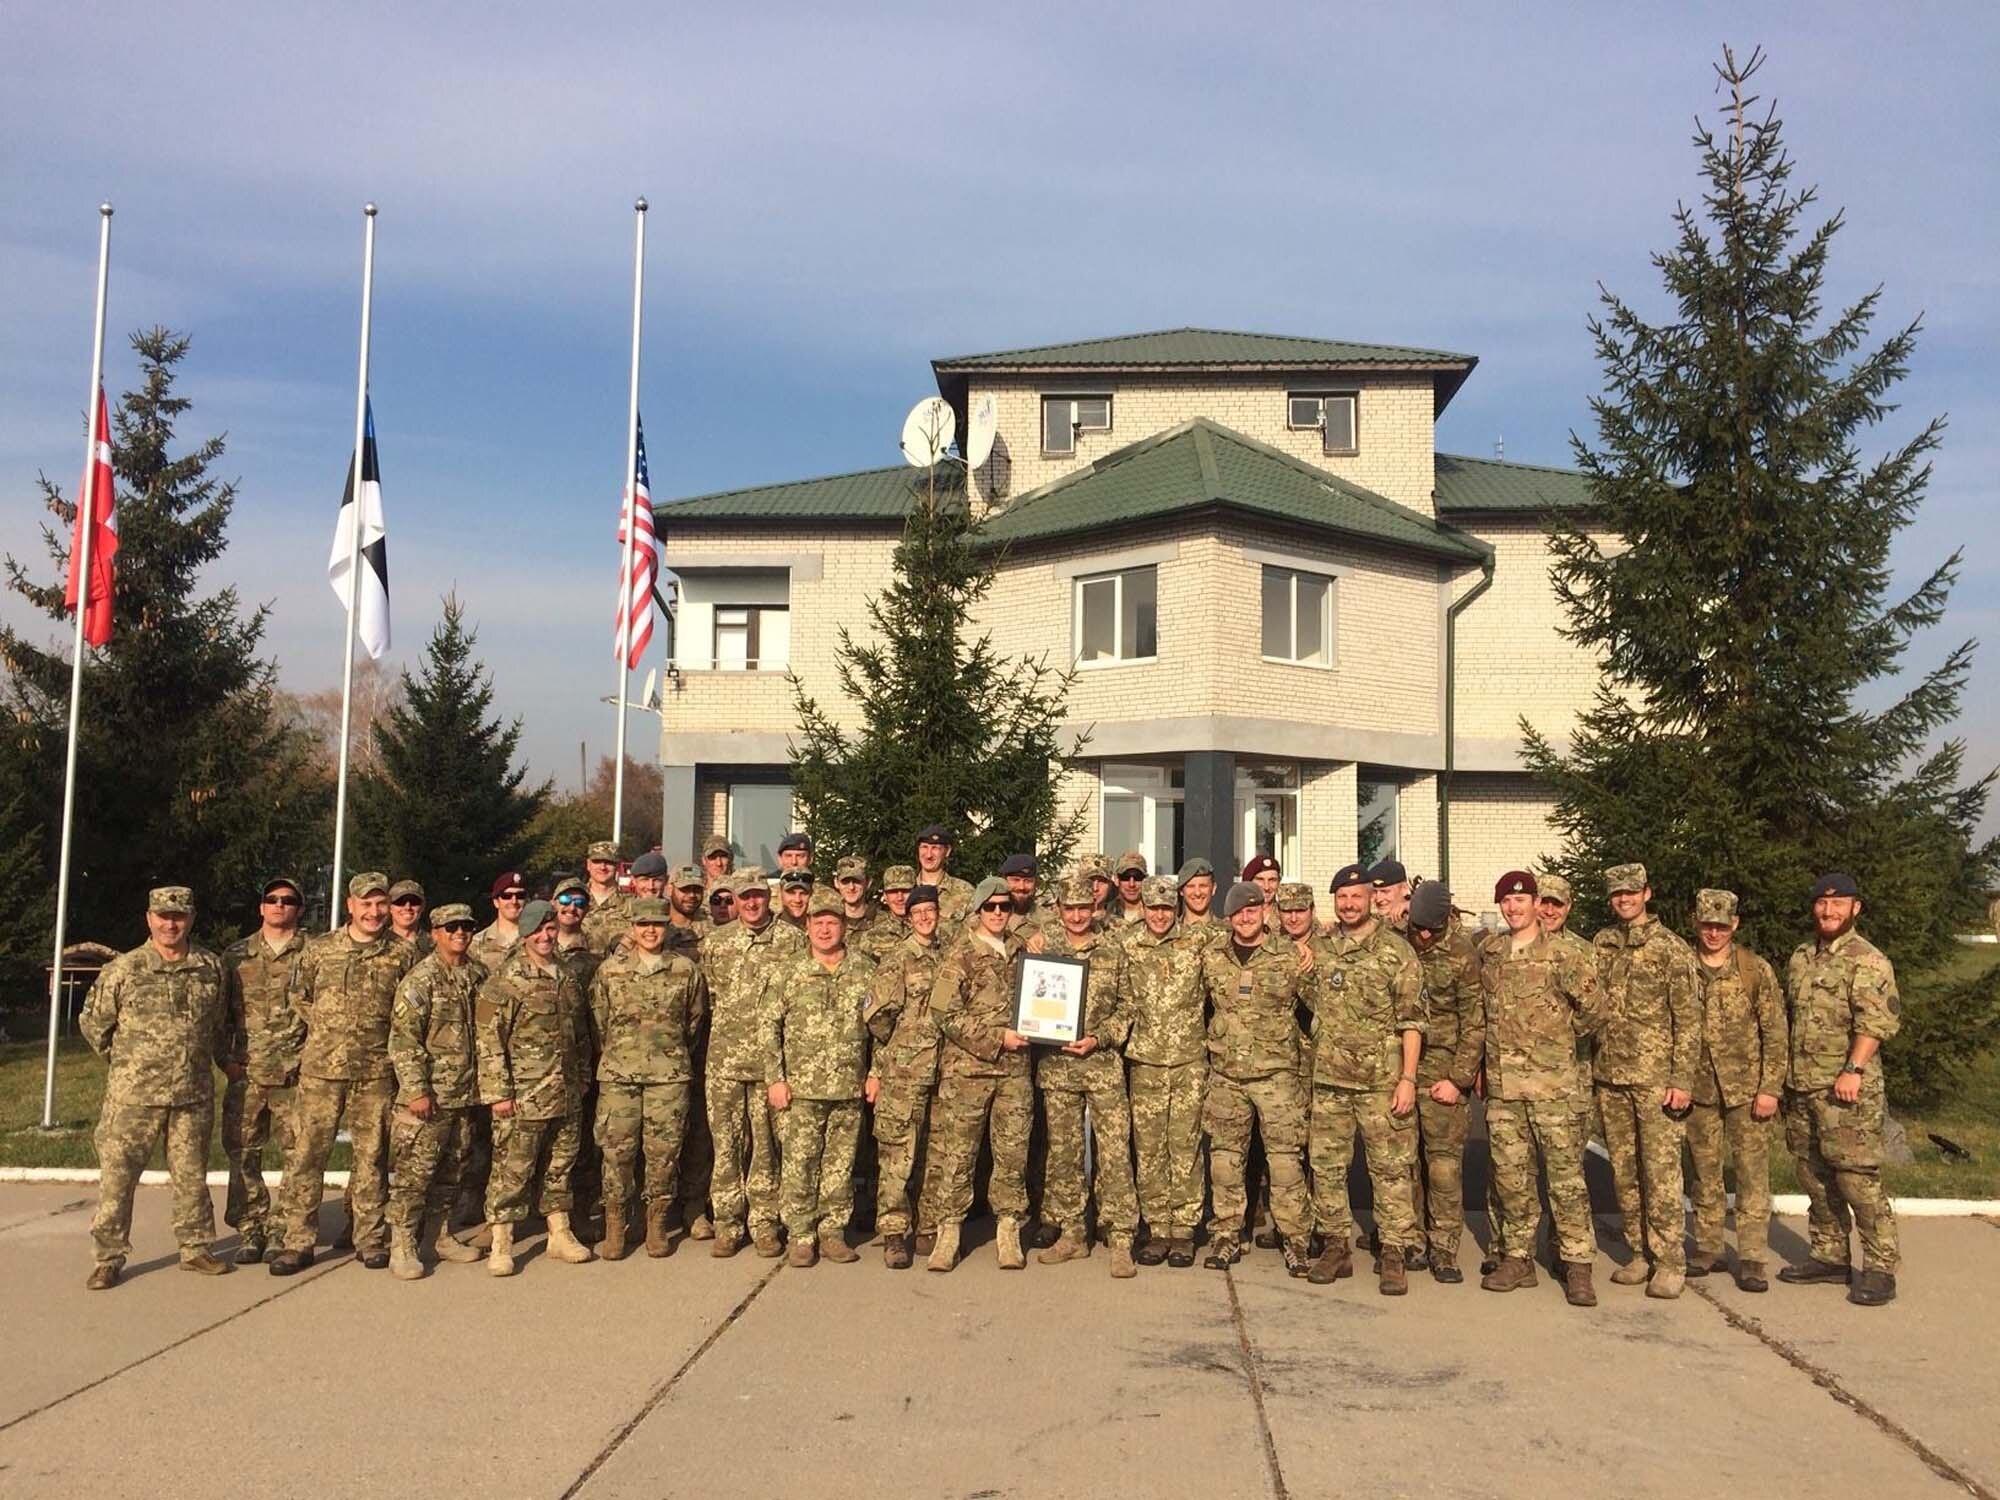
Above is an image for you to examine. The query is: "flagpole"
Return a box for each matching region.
[41,203,113,1130]
[330,203,377,932]
[612,195,647,847]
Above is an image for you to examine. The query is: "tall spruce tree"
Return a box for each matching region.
[352,594,549,907]
[789,468,1088,878]
[1,329,329,950]
[1525,48,1997,1104]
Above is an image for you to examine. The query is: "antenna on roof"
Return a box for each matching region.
[966,391,999,470]
[899,396,956,468]
[1495,434,1505,461]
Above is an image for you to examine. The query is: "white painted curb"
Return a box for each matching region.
[1,1168,347,1188]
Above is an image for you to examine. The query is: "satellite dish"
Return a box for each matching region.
[899,397,956,468]
[640,669,659,710]
[966,392,998,469]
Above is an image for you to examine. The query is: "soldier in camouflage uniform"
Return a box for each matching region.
[657,865,716,1241]
[552,876,602,985]
[387,879,432,958]
[1778,872,1903,1306]
[915,823,977,927]
[477,900,595,1274]
[471,869,528,965]
[590,898,708,1260]
[833,855,874,940]
[666,865,711,945]
[1303,864,1425,1294]
[459,869,527,1231]
[1480,871,1604,1306]
[777,870,813,930]
[1034,877,1140,1277]
[1406,882,1484,1282]
[1124,875,1210,1268]
[386,904,487,1279]
[582,840,634,955]
[763,888,873,1267]
[270,872,415,1275]
[1176,858,1222,948]
[1369,860,1412,934]
[1112,851,1149,926]
[1685,888,1787,1293]
[1593,862,1701,1298]
[700,833,734,893]
[1272,882,1325,1246]
[855,865,915,964]
[702,871,805,1257]
[926,877,1034,1272]
[865,883,946,1267]
[81,887,234,1288]
[219,875,308,1264]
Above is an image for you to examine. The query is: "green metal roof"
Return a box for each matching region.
[656,464,955,523]
[1433,452,1595,514]
[977,419,1488,563]
[934,327,1474,371]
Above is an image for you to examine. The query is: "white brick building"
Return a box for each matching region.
[652,328,1605,921]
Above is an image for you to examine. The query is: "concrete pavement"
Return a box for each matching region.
[1,1183,1995,1499]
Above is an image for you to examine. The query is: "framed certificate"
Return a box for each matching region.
[1014,954,1088,1045]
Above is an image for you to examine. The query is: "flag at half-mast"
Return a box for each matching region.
[328,398,390,659]
[63,383,118,647]
[615,414,658,669]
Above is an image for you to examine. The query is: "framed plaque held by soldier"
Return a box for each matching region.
[1013,955,1088,1045]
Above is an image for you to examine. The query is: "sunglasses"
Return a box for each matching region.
[555,894,587,907]
[390,897,423,908]
[979,900,1012,913]
[263,894,302,908]
[441,921,476,935]
[710,893,735,905]
[497,891,527,901]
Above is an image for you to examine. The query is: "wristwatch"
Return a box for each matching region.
[1839,1062,1865,1077]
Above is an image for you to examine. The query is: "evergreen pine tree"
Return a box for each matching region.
[1525,48,1997,1103]
[789,468,1088,877]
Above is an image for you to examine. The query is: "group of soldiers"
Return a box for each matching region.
[79,822,1905,1308]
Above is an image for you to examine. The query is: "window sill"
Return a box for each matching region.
[1074,656,1159,671]
[1259,655,1335,672]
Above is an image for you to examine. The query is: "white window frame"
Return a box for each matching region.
[1260,565,1336,669]
[708,603,789,672]
[1234,763,1300,875]
[1072,565,1158,668]
[1041,393,1113,456]
[1100,762,1184,876]
[1287,390,1359,455]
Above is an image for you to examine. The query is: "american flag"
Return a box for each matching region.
[614,415,659,669]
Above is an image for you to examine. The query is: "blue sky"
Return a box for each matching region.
[3,3,1994,833]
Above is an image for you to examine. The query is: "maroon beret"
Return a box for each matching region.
[1493,870,1538,901]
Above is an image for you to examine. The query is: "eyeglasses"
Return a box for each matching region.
[441,921,476,935]
[263,895,301,908]
[555,894,587,907]
[390,897,423,908]
[979,901,1012,913]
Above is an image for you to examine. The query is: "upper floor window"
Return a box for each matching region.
[711,604,789,671]
[1075,565,1157,664]
[1287,391,1358,455]
[673,567,791,671]
[1260,564,1334,666]
[1042,394,1112,456]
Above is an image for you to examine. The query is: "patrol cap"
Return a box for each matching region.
[779,869,814,890]
[1241,853,1280,880]
[1409,883,1453,931]
[906,884,940,910]
[585,840,619,863]
[700,834,732,858]
[970,875,1010,909]
[998,853,1038,878]
[629,852,670,879]
[1177,858,1215,882]
[733,865,767,889]
[1494,870,1539,901]
[1221,882,1265,917]
[881,864,917,892]
[490,870,526,897]
[1694,888,1739,924]
[1329,863,1372,893]
[806,886,846,918]
[388,879,425,903]
[261,874,303,898]
[915,824,953,845]
[552,876,587,900]
[777,832,813,855]
[1603,862,1648,894]
[1057,875,1095,906]
[631,897,670,924]
[1140,876,1180,909]
[835,856,869,881]
[1537,873,1574,904]
[429,902,473,928]
[671,865,706,890]
[1115,850,1148,877]
[1369,859,1409,887]
[1275,881,1314,912]
[349,871,390,898]
[1811,871,1860,900]
[149,885,194,915]
[518,900,556,935]
[1079,853,1114,881]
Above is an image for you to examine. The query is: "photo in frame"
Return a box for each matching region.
[1013,953,1089,1045]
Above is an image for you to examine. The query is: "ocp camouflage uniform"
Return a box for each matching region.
[590,946,707,1212]
[582,890,634,955]
[658,921,715,1232]
[1122,918,1210,1242]
[1035,927,1139,1247]
[927,930,1033,1228]
[701,915,805,1239]
[555,936,602,993]
[930,872,977,928]
[855,912,910,965]
[763,951,873,1243]
[469,923,518,965]
[476,948,593,1223]
[1199,936,1312,1248]
[1785,929,1901,1273]
[865,932,946,1237]
[387,953,486,1234]
[1410,922,1484,1264]
[1592,915,1701,1274]
[1549,927,1599,1142]
[82,943,229,1267]
[220,929,306,1247]
[1305,923,1425,1253]
[274,930,415,1256]
[1689,944,1787,1266]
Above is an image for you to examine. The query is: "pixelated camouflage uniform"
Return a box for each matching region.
[1122,921,1211,1240]
[476,948,592,1223]
[927,930,1033,1228]
[387,952,486,1233]
[865,931,946,1237]
[764,950,873,1242]
[82,943,228,1266]
[1688,944,1787,1265]
[1784,929,1901,1273]
[855,912,910,965]
[589,944,706,1213]
[1035,926,1139,1245]
[701,915,804,1237]
[1410,921,1485,1263]
[219,929,306,1244]
[1200,935,1312,1246]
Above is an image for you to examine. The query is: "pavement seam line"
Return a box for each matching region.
[1688,1281,1998,1500]
[559,1261,785,1500]
[0,1196,94,1235]
[0,1255,352,1436]
[1223,1269,1291,1500]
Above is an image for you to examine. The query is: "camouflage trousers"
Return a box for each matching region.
[596,1080,691,1209]
[1128,1059,1208,1238]
[1310,1085,1419,1251]
[1041,1071,1140,1242]
[276,1075,394,1255]
[1487,1098,1594,1264]
[387,1104,470,1234]
[1205,1071,1308,1243]
[778,1097,862,1241]
[1410,1090,1470,1261]
[1595,1082,1687,1274]
[929,1072,1034,1226]
[871,1074,936,1237]
[677,1066,713,1226]
[221,1075,293,1241]
[485,1110,582,1223]
[1687,1099,1775,1264]
[92,1097,216,1265]
[1785,1081,1899,1273]
[707,1076,781,1236]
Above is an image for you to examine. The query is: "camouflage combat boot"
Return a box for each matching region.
[927,1221,961,1272]
[389,1228,425,1281]
[1038,1229,1090,1265]
[1563,1261,1597,1307]
[544,1212,596,1264]
[995,1216,1026,1270]
[645,1201,674,1258]
[1377,1247,1408,1296]
[1480,1255,1537,1292]
[487,1222,517,1277]
[431,1214,482,1264]
[1306,1235,1352,1285]
[1108,1240,1137,1279]
[600,1205,631,1261]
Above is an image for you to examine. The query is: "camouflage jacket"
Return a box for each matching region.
[1121,923,1209,1067]
[221,929,307,1085]
[1306,921,1425,1091]
[1036,926,1133,1091]
[701,916,806,1083]
[1198,935,1306,1082]
[1547,927,1599,1105]
[931,930,1029,1078]
[291,929,416,1082]
[1785,928,1900,1092]
[590,946,708,1085]
[1592,915,1702,1092]
[390,928,434,960]
[1693,945,1788,1107]
[581,889,634,955]
[81,942,228,1107]
[855,913,910,965]
[762,950,873,1100]
[929,872,977,929]
[475,949,592,1119]
[389,953,486,1108]
[555,936,602,995]
[864,933,946,1086]
[468,922,518,966]
[1481,929,1604,1102]
[1413,924,1485,1090]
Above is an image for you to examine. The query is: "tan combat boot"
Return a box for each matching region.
[179,1249,234,1276]
[1480,1255,1537,1292]
[645,1201,674,1259]
[927,1221,961,1272]
[600,1205,630,1261]
[751,1226,785,1259]
[819,1231,858,1264]
[711,1222,745,1258]
[788,1237,818,1268]
[85,1260,123,1291]
[685,1212,715,1242]
[1564,1260,1598,1307]
[882,1233,912,1269]
[1610,1253,1650,1286]
[1108,1240,1137,1279]
[487,1222,517,1277]
[995,1216,1026,1270]
[545,1211,596,1264]
[431,1214,482,1264]
[389,1227,425,1281]
[1377,1246,1408,1297]
[1646,1266,1685,1300]
[1037,1229,1090,1265]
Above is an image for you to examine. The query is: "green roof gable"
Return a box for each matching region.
[1433,452,1595,514]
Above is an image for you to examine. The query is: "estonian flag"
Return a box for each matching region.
[328,398,390,659]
